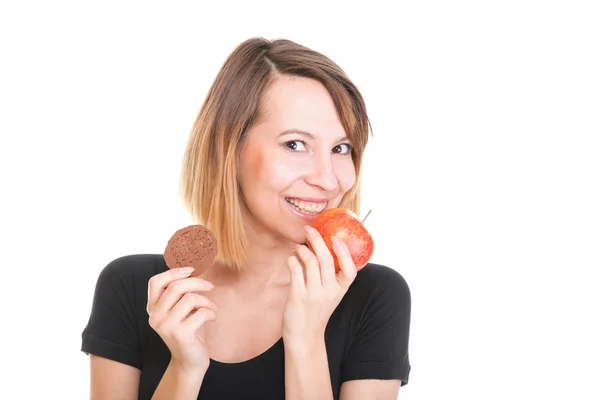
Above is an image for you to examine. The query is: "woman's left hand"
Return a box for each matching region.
[282,224,358,345]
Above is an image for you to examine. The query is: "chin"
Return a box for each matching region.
[273,225,305,246]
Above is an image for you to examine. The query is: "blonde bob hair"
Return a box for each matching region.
[179,37,372,270]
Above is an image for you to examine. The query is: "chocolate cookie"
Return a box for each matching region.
[163,225,218,277]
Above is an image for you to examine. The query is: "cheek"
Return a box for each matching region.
[335,159,357,192]
[239,150,258,187]
[241,148,304,194]
[268,160,306,189]
[239,144,269,198]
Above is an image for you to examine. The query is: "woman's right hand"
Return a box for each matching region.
[147,267,218,373]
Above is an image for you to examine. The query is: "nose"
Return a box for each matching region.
[305,154,338,191]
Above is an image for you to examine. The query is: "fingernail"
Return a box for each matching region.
[205,280,215,289]
[212,302,219,310]
[304,225,317,234]
[179,267,195,274]
[332,236,344,250]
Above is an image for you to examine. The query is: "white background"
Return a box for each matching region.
[1,1,599,399]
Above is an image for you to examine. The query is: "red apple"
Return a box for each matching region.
[310,208,374,272]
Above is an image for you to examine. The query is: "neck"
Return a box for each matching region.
[237,224,296,287]
[212,216,299,289]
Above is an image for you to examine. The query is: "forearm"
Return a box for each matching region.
[152,361,206,400]
[284,338,334,400]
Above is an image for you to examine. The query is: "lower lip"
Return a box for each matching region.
[284,199,324,221]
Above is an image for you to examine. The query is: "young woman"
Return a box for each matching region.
[82,37,411,400]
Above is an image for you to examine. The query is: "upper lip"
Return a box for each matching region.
[285,197,329,203]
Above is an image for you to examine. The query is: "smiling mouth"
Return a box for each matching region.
[285,197,327,215]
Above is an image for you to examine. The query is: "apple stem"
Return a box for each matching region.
[361,209,372,224]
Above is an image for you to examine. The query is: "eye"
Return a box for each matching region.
[284,140,308,151]
[332,143,353,155]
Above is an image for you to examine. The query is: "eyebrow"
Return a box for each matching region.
[279,129,349,144]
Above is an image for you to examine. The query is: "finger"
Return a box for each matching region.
[181,307,217,334]
[294,244,322,288]
[332,237,357,289]
[304,225,336,287]
[168,292,218,323]
[147,267,195,309]
[287,255,306,295]
[153,277,215,315]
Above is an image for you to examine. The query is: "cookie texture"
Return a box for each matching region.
[163,225,217,276]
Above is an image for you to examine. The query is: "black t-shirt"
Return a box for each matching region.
[81,254,411,399]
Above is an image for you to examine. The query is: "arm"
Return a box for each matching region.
[283,339,402,400]
[282,228,358,400]
[83,258,217,400]
[284,338,334,400]
[151,361,206,400]
[284,340,403,400]
[83,257,145,400]
[89,350,209,400]
[90,355,140,400]
[340,380,401,400]
[339,265,412,400]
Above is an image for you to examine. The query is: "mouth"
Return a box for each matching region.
[285,197,327,218]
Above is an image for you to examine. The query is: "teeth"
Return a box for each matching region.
[286,198,326,214]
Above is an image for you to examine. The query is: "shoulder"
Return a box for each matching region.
[95,254,168,289]
[339,263,411,321]
[335,264,412,385]
[82,254,167,368]
[348,263,411,303]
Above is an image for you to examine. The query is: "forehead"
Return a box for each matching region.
[259,75,347,138]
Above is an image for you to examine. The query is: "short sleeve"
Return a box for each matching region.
[341,265,411,386]
[81,256,143,369]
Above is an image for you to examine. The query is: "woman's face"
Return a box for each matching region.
[238,75,357,245]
